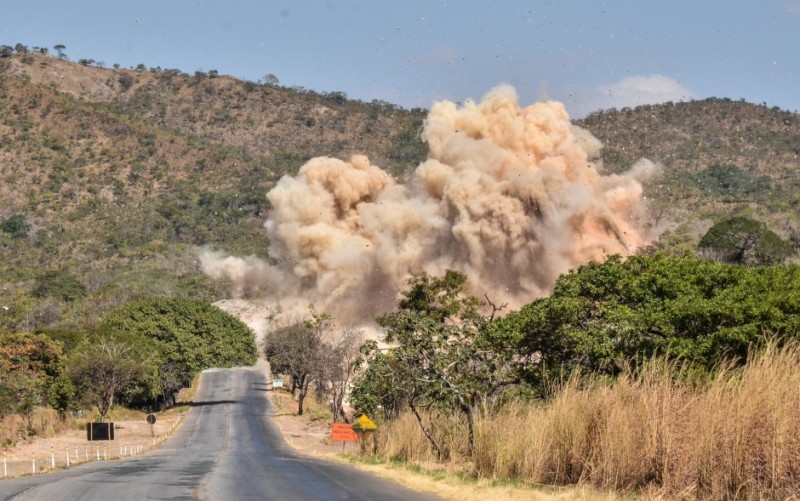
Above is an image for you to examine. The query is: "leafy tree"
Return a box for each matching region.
[0,332,67,420]
[501,254,800,380]
[99,296,257,378]
[364,270,519,457]
[68,339,148,421]
[699,216,793,265]
[349,346,406,421]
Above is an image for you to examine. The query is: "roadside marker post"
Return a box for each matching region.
[84,444,88,461]
[31,451,35,474]
[50,445,55,469]
[3,447,7,477]
[66,447,70,467]
[96,445,100,461]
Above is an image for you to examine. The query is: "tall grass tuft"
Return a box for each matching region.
[0,408,77,447]
[375,342,800,499]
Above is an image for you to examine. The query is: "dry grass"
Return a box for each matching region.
[1,409,78,448]
[375,343,800,500]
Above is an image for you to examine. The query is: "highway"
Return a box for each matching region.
[0,366,440,500]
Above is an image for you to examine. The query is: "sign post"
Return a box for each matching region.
[146,414,157,438]
[351,415,378,455]
[330,423,358,453]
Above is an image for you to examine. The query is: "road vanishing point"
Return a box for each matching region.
[0,366,441,500]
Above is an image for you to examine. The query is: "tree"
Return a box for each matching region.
[68,339,147,421]
[0,333,65,421]
[99,296,257,378]
[699,216,793,265]
[53,44,67,60]
[262,73,279,85]
[265,313,328,416]
[97,297,256,410]
[501,254,800,380]
[366,270,519,457]
[349,344,406,421]
[14,43,28,54]
[319,326,363,422]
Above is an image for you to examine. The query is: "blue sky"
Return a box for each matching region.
[2,0,798,117]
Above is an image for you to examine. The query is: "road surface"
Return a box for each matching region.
[0,367,440,500]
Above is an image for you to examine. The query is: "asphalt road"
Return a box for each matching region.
[0,367,441,500]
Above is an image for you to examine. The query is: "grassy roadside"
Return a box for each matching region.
[268,388,630,501]
[338,455,631,501]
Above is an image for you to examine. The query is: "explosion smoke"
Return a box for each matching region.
[202,85,655,322]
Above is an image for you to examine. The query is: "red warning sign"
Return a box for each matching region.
[330,423,358,442]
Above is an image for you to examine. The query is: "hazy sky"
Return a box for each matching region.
[3,1,798,117]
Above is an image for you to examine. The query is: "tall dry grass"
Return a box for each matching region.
[1,407,77,447]
[376,343,800,500]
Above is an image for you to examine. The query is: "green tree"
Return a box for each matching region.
[99,296,257,378]
[501,254,800,380]
[699,216,793,265]
[0,332,67,420]
[366,270,519,457]
[68,339,148,421]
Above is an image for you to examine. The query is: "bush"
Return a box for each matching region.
[0,215,30,239]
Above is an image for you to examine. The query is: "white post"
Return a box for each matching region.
[104,445,107,460]
[31,452,36,474]
[66,448,70,467]
[96,446,100,461]
[3,447,7,477]
[73,443,78,462]
[84,444,88,461]
[50,445,55,469]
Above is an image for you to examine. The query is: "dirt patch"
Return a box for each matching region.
[268,388,351,457]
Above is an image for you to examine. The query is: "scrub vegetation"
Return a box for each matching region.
[1,49,800,499]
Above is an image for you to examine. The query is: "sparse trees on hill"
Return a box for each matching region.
[53,44,67,60]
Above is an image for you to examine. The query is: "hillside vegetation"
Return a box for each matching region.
[0,50,798,331]
[0,52,426,330]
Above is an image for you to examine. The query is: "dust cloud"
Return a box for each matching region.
[201,84,655,323]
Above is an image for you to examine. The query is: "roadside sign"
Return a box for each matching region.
[330,423,358,442]
[352,414,377,432]
[146,414,157,425]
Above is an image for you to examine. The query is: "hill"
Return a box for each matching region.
[0,50,798,331]
[577,100,800,249]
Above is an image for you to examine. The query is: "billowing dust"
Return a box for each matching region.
[202,85,656,323]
